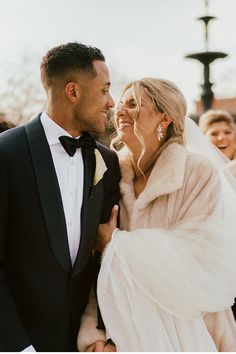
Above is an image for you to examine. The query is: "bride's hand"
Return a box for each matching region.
[86,340,106,352]
[94,205,119,252]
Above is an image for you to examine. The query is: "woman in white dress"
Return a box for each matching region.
[78,78,236,352]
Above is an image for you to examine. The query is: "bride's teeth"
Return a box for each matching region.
[120,122,132,128]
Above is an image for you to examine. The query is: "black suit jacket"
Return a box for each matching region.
[0,115,121,351]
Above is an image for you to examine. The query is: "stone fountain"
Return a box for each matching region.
[185,0,228,112]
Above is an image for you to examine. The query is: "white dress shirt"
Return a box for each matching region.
[22,345,35,352]
[41,111,84,265]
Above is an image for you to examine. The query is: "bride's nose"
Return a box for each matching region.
[117,106,127,117]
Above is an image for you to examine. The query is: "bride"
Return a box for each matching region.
[78,78,236,352]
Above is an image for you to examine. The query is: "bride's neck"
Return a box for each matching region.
[127,140,161,177]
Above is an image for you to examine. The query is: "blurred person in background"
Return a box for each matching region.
[199,110,236,177]
[199,110,236,320]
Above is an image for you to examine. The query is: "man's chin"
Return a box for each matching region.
[89,126,106,136]
[93,124,106,135]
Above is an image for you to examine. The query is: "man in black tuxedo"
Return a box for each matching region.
[0,42,120,351]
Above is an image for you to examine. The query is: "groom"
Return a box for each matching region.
[0,42,120,351]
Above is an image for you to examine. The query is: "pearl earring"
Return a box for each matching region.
[156,124,164,141]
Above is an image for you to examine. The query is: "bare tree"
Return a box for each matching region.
[0,55,46,125]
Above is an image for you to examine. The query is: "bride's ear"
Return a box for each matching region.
[161,113,172,129]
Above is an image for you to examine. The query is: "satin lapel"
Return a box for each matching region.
[72,149,104,276]
[25,115,72,271]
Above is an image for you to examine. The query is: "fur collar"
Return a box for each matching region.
[119,143,187,212]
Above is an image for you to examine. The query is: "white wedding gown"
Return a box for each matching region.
[96,120,236,352]
[97,222,236,352]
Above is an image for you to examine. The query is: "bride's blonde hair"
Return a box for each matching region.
[113,78,187,175]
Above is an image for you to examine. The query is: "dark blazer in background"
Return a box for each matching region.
[0,115,121,351]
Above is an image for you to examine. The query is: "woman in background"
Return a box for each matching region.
[199,109,236,177]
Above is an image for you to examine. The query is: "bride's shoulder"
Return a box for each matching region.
[185,150,219,179]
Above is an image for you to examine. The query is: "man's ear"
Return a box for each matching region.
[65,82,80,102]
[161,113,172,129]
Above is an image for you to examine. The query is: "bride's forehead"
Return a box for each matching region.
[121,87,147,102]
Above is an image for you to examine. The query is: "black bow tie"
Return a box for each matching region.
[59,133,97,157]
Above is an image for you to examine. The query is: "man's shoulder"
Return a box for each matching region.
[96,141,118,160]
[0,125,25,145]
[0,126,28,162]
[0,115,42,148]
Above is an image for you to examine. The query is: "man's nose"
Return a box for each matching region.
[107,93,115,108]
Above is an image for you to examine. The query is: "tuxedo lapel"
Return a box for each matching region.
[25,115,72,271]
[72,149,104,276]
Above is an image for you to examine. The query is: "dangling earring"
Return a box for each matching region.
[156,124,164,141]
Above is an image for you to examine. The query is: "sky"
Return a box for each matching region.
[0,0,236,115]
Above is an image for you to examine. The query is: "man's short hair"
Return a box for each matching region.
[40,42,105,87]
